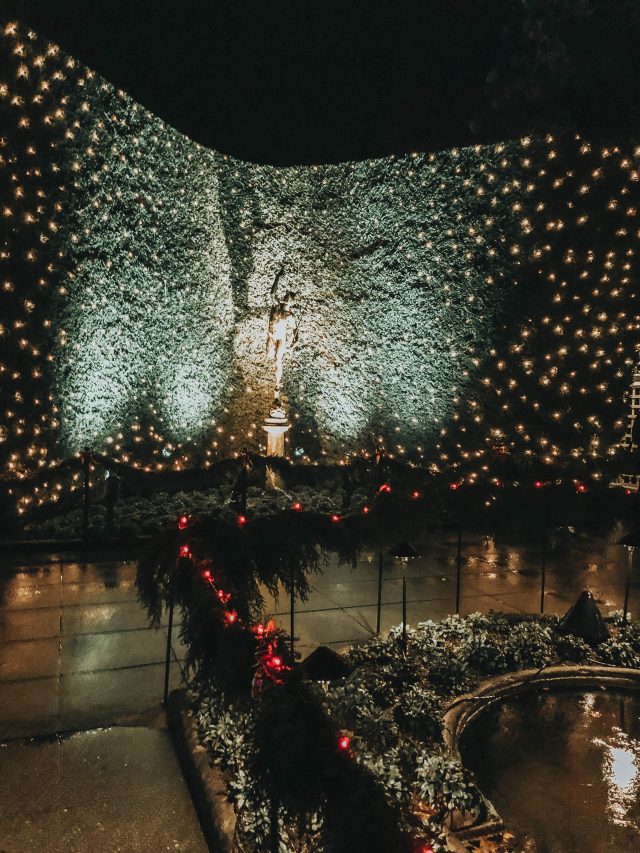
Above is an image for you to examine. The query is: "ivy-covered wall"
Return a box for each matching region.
[1,19,639,495]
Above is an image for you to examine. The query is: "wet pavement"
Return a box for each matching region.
[0,558,204,851]
[262,531,639,656]
[0,726,208,852]
[461,690,640,851]
[0,534,637,734]
[0,559,185,740]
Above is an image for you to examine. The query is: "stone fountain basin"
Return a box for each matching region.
[442,665,640,842]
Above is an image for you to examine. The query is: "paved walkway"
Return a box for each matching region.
[1,535,635,734]
[0,558,185,739]
[0,557,205,852]
[0,726,208,852]
[263,532,636,655]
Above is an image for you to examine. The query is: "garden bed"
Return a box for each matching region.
[16,473,637,543]
[184,611,640,852]
[21,483,367,541]
[130,488,640,852]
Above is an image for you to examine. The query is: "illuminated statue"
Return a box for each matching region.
[266,266,298,398]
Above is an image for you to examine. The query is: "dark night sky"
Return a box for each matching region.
[4,0,640,164]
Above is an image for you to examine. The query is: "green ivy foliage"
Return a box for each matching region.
[3,22,640,486]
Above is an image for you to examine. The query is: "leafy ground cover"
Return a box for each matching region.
[190,610,640,851]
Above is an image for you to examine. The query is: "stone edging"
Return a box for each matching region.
[166,688,237,853]
[442,664,640,842]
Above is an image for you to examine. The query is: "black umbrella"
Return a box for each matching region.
[301,645,352,682]
[558,590,609,644]
[389,541,420,559]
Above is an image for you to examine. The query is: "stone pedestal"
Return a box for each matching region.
[263,400,290,492]
[262,401,290,458]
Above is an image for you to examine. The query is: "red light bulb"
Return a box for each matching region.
[362,505,370,514]
[291,502,303,511]
[338,735,350,751]
[450,482,459,491]
[411,490,421,499]
[179,544,191,557]
[178,514,188,530]
[331,514,340,523]
[237,514,247,525]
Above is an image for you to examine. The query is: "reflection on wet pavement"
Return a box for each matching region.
[0,533,636,735]
[461,690,640,851]
[262,532,636,655]
[0,559,185,739]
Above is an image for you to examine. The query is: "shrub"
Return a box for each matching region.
[464,611,511,635]
[427,652,473,695]
[393,685,442,741]
[599,639,640,668]
[356,712,401,750]
[328,675,380,729]
[347,635,399,668]
[376,660,424,698]
[429,614,474,645]
[464,632,509,675]
[608,609,626,627]
[617,621,640,653]
[555,633,591,663]
[412,754,483,826]
[504,620,554,669]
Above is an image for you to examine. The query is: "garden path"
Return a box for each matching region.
[0,534,634,734]
[262,532,634,656]
[0,726,208,852]
[0,557,185,739]
[0,557,205,852]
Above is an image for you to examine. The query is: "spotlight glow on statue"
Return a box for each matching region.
[263,267,298,458]
[266,266,299,401]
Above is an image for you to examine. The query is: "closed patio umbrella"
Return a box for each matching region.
[301,645,352,682]
[558,590,609,644]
